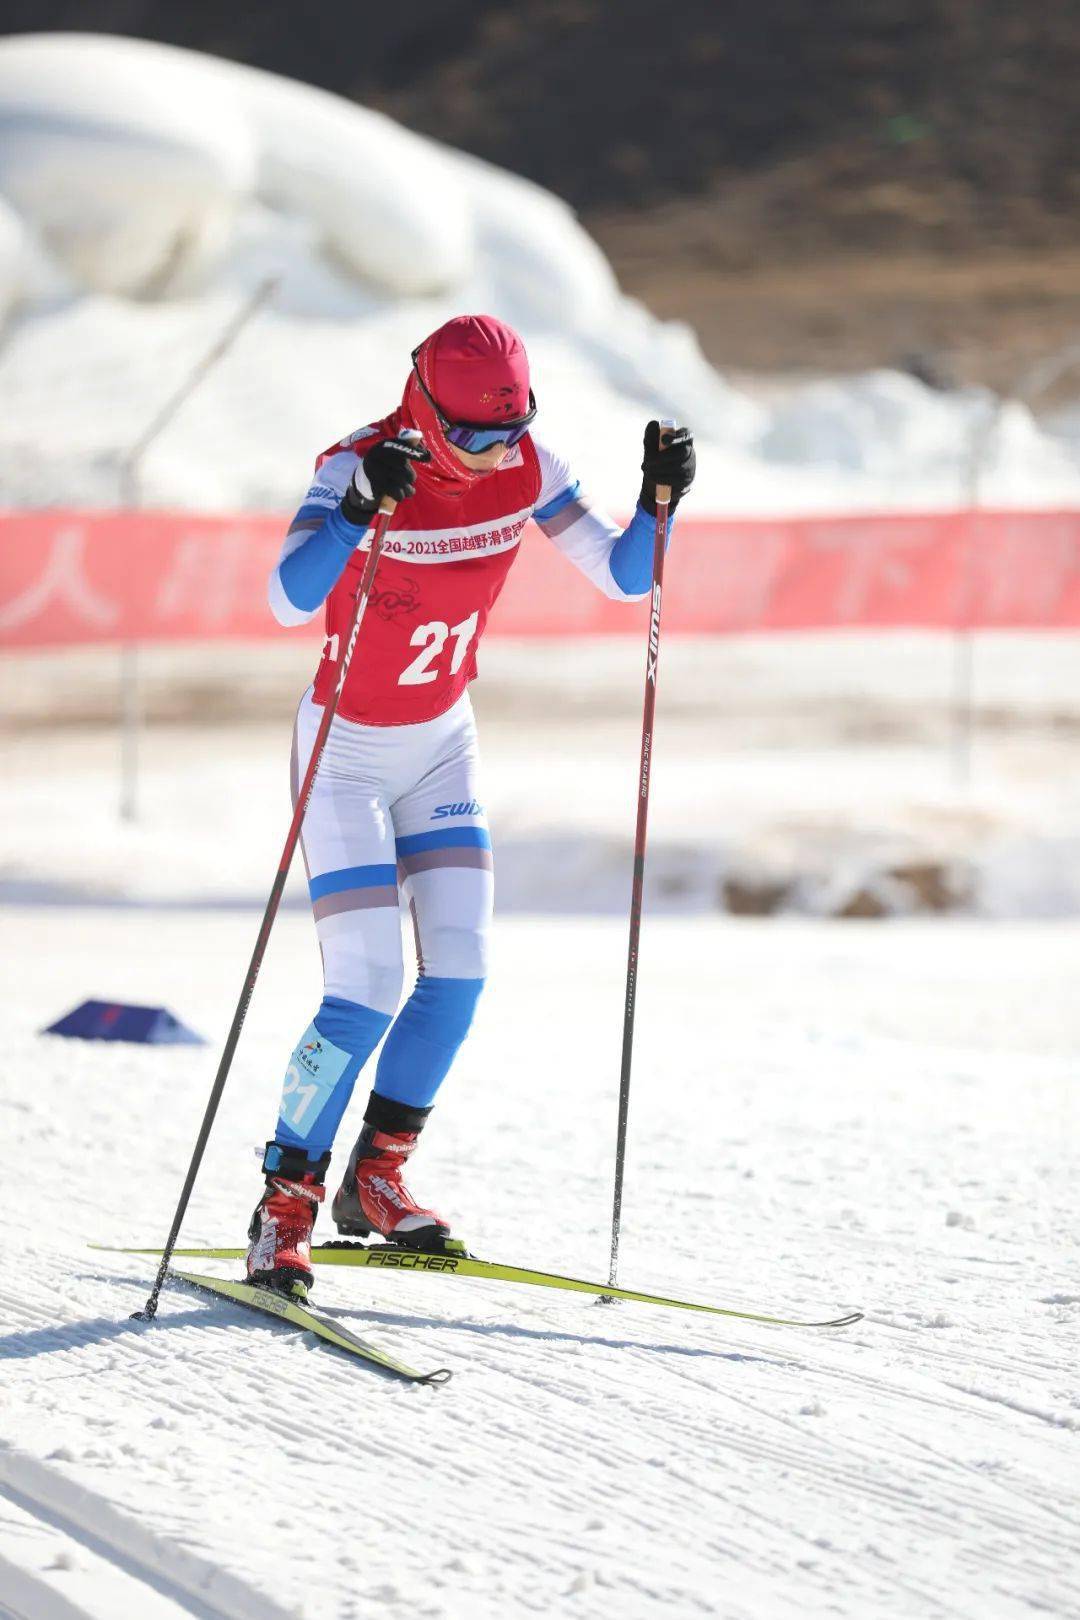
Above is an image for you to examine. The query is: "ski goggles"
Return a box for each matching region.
[411,348,537,452]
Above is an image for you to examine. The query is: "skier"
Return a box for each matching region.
[246,313,696,1296]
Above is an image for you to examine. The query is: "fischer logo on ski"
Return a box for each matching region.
[363,1249,461,1273]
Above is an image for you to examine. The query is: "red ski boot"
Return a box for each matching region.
[331,1097,452,1251]
[246,1144,331,1298]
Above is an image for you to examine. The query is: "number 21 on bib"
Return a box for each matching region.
[398,611,479,686]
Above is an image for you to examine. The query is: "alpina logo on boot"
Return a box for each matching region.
[371,1176,408,1208]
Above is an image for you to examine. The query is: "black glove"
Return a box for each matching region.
[639,421,696,516]
[340,435,431,527]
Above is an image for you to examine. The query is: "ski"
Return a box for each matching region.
[169,1269,452,1384]
[96,1246,862,1330]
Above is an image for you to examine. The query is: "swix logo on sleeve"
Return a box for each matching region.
[431,800,484,820]
[647,582,662,683]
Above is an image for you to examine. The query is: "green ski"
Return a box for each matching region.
[170,1269,452,1384]
[95,1246,862,1331]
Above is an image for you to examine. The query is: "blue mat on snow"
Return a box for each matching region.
[43,999,206,1045]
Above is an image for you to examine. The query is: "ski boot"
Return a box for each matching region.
[246,1143,331,1299]
[331,1096,455,1252]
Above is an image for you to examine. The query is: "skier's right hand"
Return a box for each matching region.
[362,435,431,507]
[341,435,431,525]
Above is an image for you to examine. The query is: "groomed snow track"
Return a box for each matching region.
[0,1442,297,1620]
[2,908,1078,1619]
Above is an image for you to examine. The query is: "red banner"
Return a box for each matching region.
[3,508,1080,649]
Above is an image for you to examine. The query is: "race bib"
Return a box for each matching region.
[277,1023,352,1140]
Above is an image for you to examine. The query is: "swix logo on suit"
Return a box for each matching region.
[431,800,484,819]
[312,429,542,726]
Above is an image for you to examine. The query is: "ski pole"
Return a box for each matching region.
[135,482,403,1322]
[606,418,676,1290]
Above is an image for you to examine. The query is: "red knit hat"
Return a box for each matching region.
[416,314,530,423]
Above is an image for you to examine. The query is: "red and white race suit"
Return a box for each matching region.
[269,427,646,725]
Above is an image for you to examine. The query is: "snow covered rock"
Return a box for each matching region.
[0,33,473,301]
[226,61,474,297]
[0,34,255,296]
[1,34,1078,513]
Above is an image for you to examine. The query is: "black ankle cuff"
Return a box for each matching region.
[363,1093,433,1135]
[262,1141,331,1183]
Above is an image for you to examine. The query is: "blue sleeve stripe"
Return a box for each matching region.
[293,501,337,525]
[609,502,673,596]
[395,827,492,857]
[533,480,581,523]
[309,863,398,900]
[278,505,364,613]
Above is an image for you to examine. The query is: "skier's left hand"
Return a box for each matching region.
[639,421,696,516]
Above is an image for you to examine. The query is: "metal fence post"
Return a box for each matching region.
[957,336,1080,790]
[115,276,279,821]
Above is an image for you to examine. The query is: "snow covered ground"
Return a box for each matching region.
[3,634,1079,918]
[1,905,1077,1620]
[3,641,1077,1617]
[2,640,1077,1616]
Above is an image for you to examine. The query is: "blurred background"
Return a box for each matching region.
[1,6,1079,922]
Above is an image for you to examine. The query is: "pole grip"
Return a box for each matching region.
[378,426,424,514]
[656,416,676,507]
